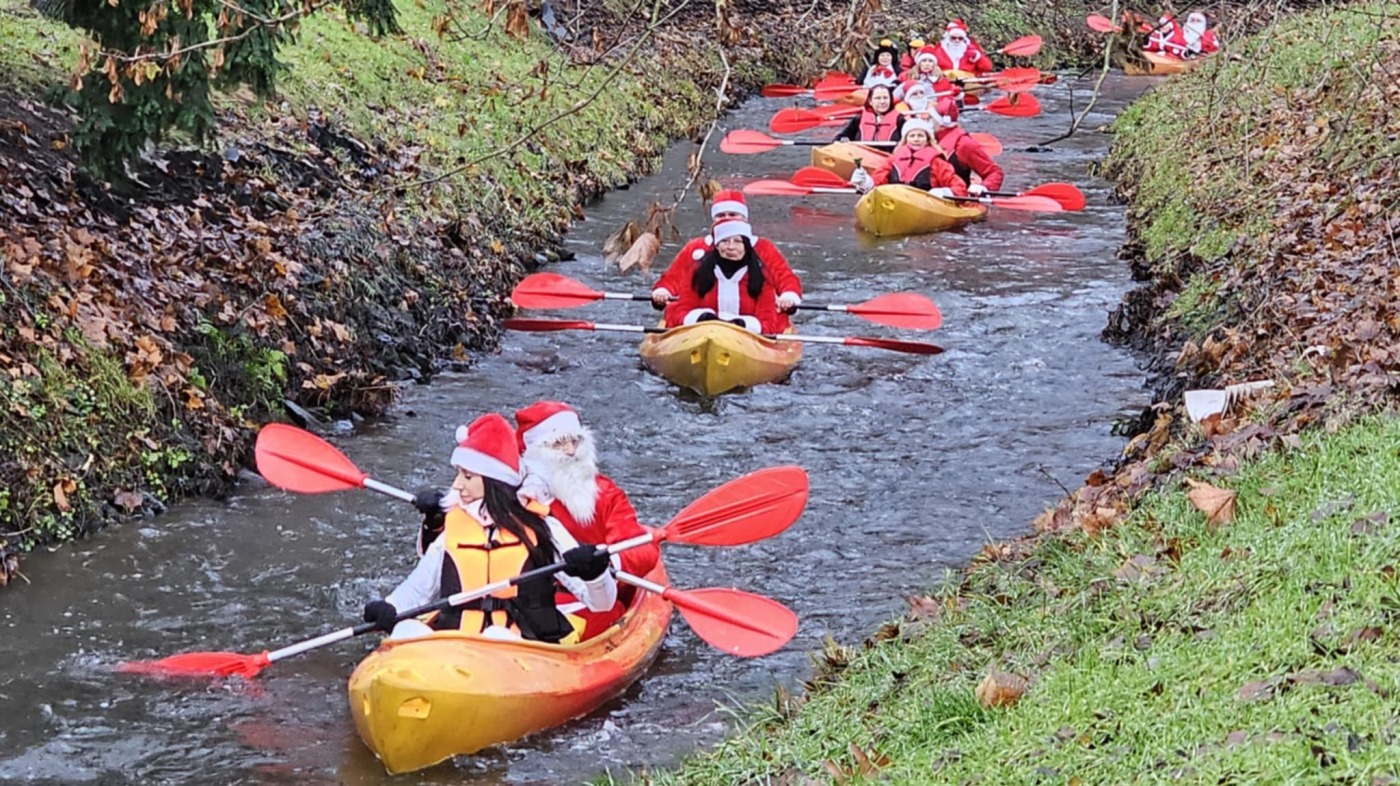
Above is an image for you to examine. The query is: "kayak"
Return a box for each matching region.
[854,184,987,237]
[348,563,673,774]
[1124,50,1213,75]
[810,142,887,180]
[639,321,803,396]
[944,68,990,95]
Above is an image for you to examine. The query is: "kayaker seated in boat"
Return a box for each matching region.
[898,34,926,71]
[652,189,803,318]
[515,401,659,639]
[652,218,801,334]
[833,85,903,144]
[931,19,994,75]
[848,116,969,199]
[1177,11,1220,57]
[893,48,959,104]
[1145,13,1212,59]
[928,96,1004,196]
[860,40,902,89]
[364,413,617,644]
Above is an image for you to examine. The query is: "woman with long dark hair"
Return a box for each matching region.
[362,413,616,644]
[833,84,903,144]
[664,218,801,334]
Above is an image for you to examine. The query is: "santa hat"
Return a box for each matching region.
[711,217,754,244]
[915,47,939,64]
[901,116,935,139]
[932,96,959,127]
[710,189,748,219]
[1185,11,1207,27]
[946,19,969,33]
[451,413,522,485]
[514,400,585,451]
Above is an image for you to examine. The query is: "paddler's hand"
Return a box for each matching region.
[562,545,611,581]
[967,183,988,197]
[929,187,956,199]
[363,600,398,633]
[650,289,670,310]
[412,487,445,515]
[849,168,875,194]
[776,292,801,313]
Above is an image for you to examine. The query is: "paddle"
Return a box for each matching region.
[1086,13,1121,32]
[999,34,1043,57]
[760,84,813,98]
[118,461,811,678]
[980,93,1041,118]
[504,318,945,356]
[946,193,1063,212]
[989,183,1087,212]
[747,178,1061,213]
[511,273,942,330]
[617,572,797,657]
[770,108,845,134]
[812,83,863,102]
[743,179,858,196]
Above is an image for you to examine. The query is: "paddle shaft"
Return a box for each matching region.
[266,531,659,663]
[265,445,415,503]
[616,572,777,637]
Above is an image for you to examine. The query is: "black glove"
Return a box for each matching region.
[696,312,720,322]
[412,487,444,515]
[729,318,749,327]
[561,545,611,581]
[363,600,398,633]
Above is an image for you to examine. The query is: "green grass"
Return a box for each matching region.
[643,415,1400,784]
[0,1,79,90]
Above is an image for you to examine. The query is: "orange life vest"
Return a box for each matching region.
[890,145,942,187]
[433,504,572,641]
[858,110,899,142]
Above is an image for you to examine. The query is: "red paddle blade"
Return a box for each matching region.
[503,317,596,332]
[813,104,861,120]
[511,272,603,309]
[791,167,851,189]
[743,179,816,196]
[660,465,808,546]
[255,423,368,494]
[1086,13,1121,32]
[849,293,943,330]
[812,84,861,102]
[822,70,856,83]
[769,108,825,134]
[986,93,1041,118]
[996,67,1042,82]
[1000,34,1043,56]
[666,587,798,658]
[760,84,811,98]
[844,336,946,355]
[991,194,1063,212]
[720,130,784,154]
[815,74,856,90]
[1025,183,1087,211]
[117,650,271,679]
[970,132,1003,156]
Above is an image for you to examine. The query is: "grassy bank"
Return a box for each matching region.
[643,416,1400,784]
[637,3,1400,783]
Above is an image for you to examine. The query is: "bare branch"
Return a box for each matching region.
[95,0,334,64]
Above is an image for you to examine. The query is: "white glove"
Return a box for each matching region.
[776,292,801,311]
[849,168,875,194]
[967,183,988,196]
[929,187,955,199]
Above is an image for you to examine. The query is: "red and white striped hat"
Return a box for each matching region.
[711,217,754,244]
[709,189,749,219]
[451,413,522,485]
[514,400,584,451]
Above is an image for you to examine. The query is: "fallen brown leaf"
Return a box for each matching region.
[975,670,1027,708]
[1185,478,1236,529]
[615,231,659,276]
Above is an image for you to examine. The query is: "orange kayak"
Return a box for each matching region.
[348,563,673,774]
[1123,50,1214,75]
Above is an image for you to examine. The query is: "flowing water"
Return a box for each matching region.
[0,74,1158,785]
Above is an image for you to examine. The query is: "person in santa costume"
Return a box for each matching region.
[1180,11,1220,56]
[860,40,902,89]
[848,116,969,198]
[931,19,994,75]
[893,47,960,103]
[833,85,903,143]
[651,190,803,327]
[928,96,1004,194]
[654,218,800,334]
[1145,14,1188,58]
[899,33,927,71]
[515,401,659,638]
[364,413,616,644]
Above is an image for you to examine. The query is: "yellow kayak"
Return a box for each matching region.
[809,142,888,180]
[944,68,991,95]
[1123,50,1214,75]
[854,184,987,238]
[639,321,803,396]
[348,564,673,774]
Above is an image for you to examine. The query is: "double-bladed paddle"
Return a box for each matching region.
[504,318,945,355]
[118,428,810,677]
[511,272,942,330]
[788,168,1085,211]
[999,34,1043,57]
[743,178,1065,213]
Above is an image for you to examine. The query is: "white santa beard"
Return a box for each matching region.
[1183,25,1204,48]
[943,39,969,64]
[523,438,601,525]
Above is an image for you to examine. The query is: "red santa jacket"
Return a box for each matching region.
[1146,25,1189,58]
[931,43,993,74]
[895,73,959,103]
[548,475,658,579]
[870,144,969,194]
[934,127,1004,191]
[1189,29,1220,55]
[654,235,802,332]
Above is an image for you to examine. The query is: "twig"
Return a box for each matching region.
[667,44,731,213]
[1036,465,1073,496]
[388,0,694,192]
[446,2,510,42]
[95,0,335,63]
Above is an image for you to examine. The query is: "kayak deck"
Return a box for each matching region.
[854,184,987,238]
[1123,50,1213,75]
[810,142,887,181]
[639,321,803,396]
[348,563,673,774]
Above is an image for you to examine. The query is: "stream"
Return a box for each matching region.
[0,73,1157,785]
